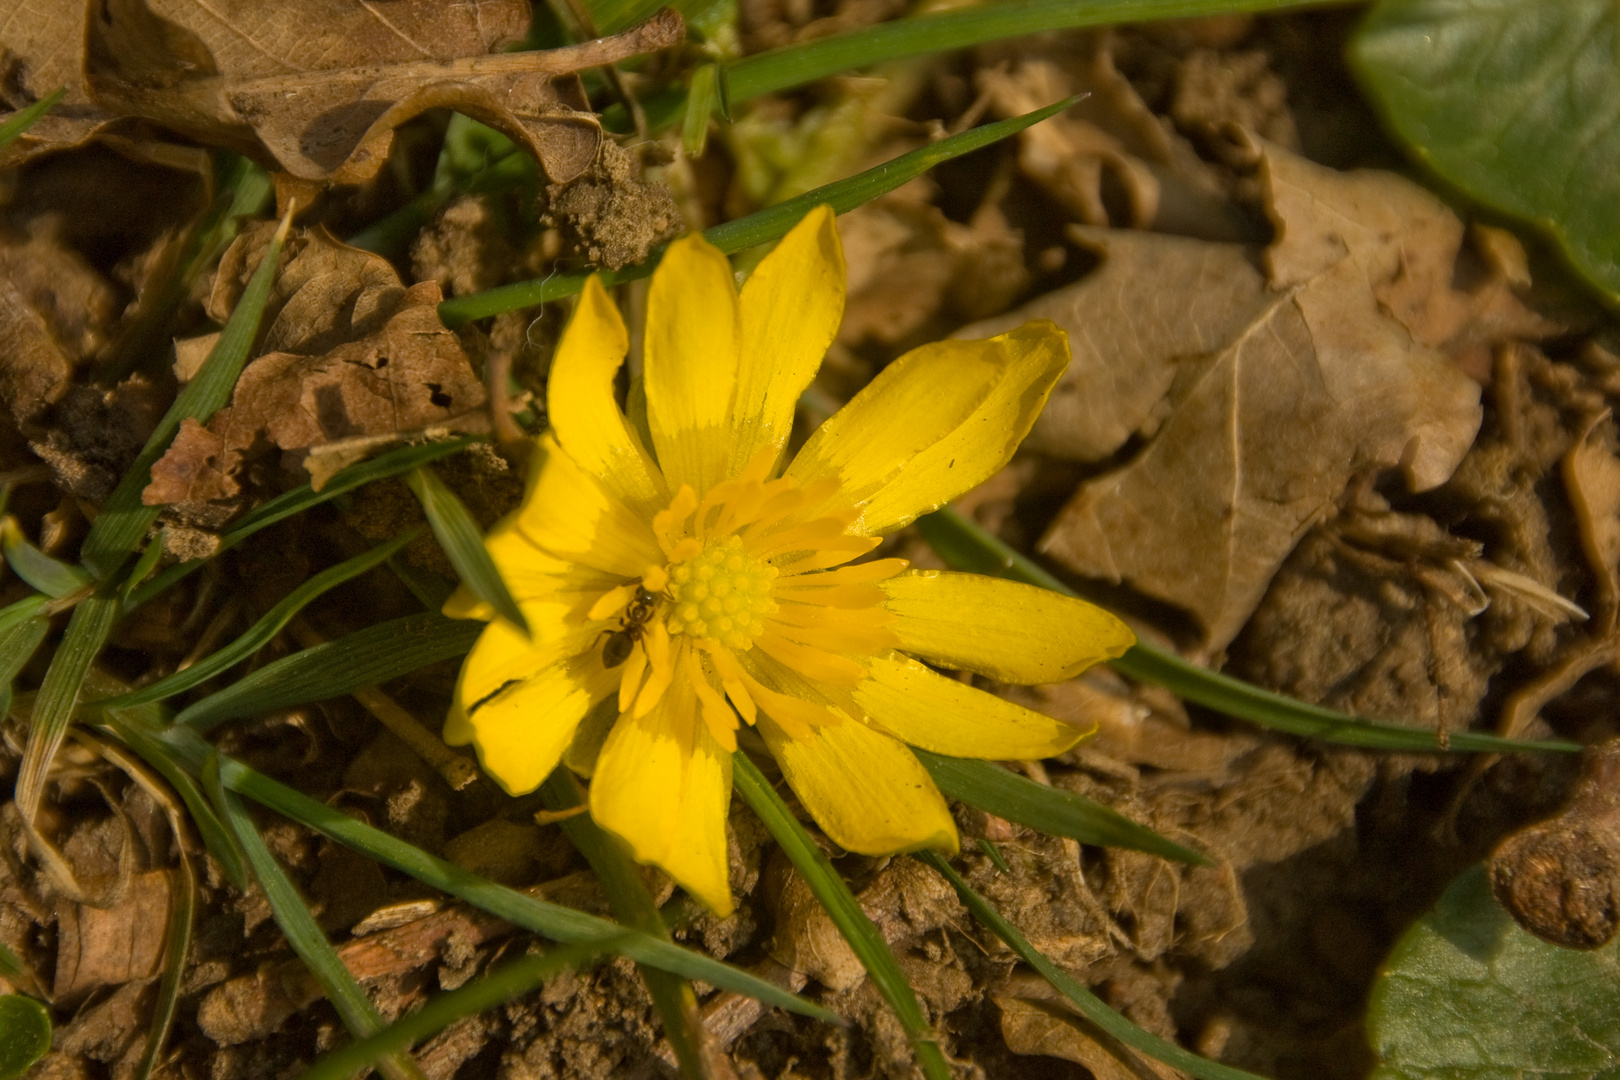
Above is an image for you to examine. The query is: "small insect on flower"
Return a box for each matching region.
[442,204,1136,916]
[599,585,660,669]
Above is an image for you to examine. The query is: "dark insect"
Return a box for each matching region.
[602,586,659,669]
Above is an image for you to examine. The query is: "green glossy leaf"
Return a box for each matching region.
[1352,0,1620,305]
[0,996,50,1079]
[915,752,1209,866]
[437,97,1078,326]
[0,595,47,637]
[733,751,952,1080]
[173,612,482,731]
[920,852,1269,1080]
[0,88,65,149]
[404,467,527,633]
[1371,864,1620,1080]
[81,211,290,581]
[914,508,1580,755]
[0,519,90,598]
[100,530,420,711]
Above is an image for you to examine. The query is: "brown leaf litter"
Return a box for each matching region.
[0,0,683,185]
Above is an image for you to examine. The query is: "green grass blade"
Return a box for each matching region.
[404,466,527,634]
[133,843,194,1080]
[119,536,167,608]
[173,612,483,731]
[0,617,48,691]
[913,508,1580,755]
[732,751,950,1080]
[438,98,1077,326]
[125,437,478,610]
[158,731,836,1020]
[725,0,1334,103]
[14,596,118,824]
[915,752,1209,866]
[540,770,707,1080]
[0,595,48,637]
[98,529,421,711]
[80,210,291,582]
[1,519,91,598]
[300,941,611,1080]
[205,756,428,1080]
[682,63,720,158]
[0,995,51,1079]
[0,945,20,981]
[0,88,65,149]
[919,851,1269,1080]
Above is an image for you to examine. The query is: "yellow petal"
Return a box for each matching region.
[442,585,494,621]
[882,570,1135,683]
[590,685,736,916]
[732,205,844,472]
[513,436,665,578]
[644,234,740,494]
[457,652,617,796]
[759,718,957,856]
[548,276,669,517]
[787,321,1070,535]
[451,605,596,713]
[855,653,1093,758]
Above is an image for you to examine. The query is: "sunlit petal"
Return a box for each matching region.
[452,650,617,796]
[512,436,665,578]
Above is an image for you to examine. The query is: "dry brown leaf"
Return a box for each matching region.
[52,869,171,1000]
[1017,143,1488,651]
[1,1,683,183]
[145,228,486,510]
[995,993,1184,1080]
[1563,411,1620,632]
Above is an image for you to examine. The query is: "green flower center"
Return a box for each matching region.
[665,535,778,649]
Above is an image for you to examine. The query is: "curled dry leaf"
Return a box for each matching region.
[0,0,684,183]
[144,227,485,514]
[1563,410,1620,632]
[995,981,1182,1080]
[969,141,1511,651]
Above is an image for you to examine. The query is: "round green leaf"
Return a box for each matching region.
[0,995,51,1078]
[1370,865,1620,1080]
[1351,0,1620,305]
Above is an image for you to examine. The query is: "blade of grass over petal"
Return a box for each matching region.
[0,88,65,148]
[916,752,1208,865]
[0,519,91,598]
[437,99,1077,326]
[540,770,708,1080]
[405,466,528,634]
[80,208,292,582]
[733,751,950,1080]
[914,508,1580,755]
[919,851,1270,1080]
[300,941,611,1080]
[724,0,1336,103]
[125,437,478,610]
[98,529,422,710]
[173,612,483,731]
[205,756,428,1080]
[134,721,835,1021]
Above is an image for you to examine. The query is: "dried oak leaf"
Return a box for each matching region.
[1,0,683,183]
[1561,411,1620,632]
[144,228,485,510]
[1023,142,1485,651]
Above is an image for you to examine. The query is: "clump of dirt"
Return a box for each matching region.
[543,141,682,271]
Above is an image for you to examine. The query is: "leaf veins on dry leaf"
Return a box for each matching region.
[144,225,486,518]
[0,0,683,183]
[966,138,1558,652]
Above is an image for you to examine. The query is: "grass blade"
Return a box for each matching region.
[165,731,838,1020]
[726,0,1334,103]
[0,519,91,598]
[299,941,611,1080]
[732,751,950,1080]
[919,851,1270,1080]
[80,209,291,582]
[173,612,483,731]
[0,595,48,637]
[915,752,1209,866]
[913,508,1580,755]
[540,770,709,1080]
[0,88,65,149]
[205,756,427,1080]
[98,529,420,710]
[15,597,118,827]
[437,98,1077,326]
[125,437,478,611]
[404,466,528,634]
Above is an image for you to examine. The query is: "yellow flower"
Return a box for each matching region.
[443,206,1135,915]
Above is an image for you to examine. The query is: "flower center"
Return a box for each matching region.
[665,535,778,649]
